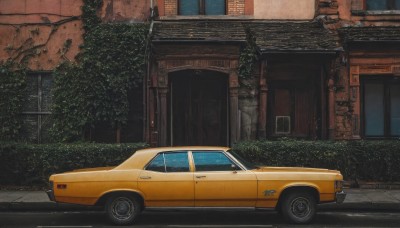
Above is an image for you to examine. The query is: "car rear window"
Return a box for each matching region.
[146,152,190,172]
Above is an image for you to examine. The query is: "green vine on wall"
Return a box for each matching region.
[81,0,103,34]
[0,61,27,141]
[239,27,258,90]
[51,0,148,142]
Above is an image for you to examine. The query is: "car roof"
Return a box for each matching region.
[115,146,231,170]
[135,146,231,154]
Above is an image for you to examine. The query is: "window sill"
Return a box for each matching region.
[352,10,400,16]
[158,15,254,21]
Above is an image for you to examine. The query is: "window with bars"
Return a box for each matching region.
[179,0,226,15]
[366,0,400,10]
[21,73,53,143]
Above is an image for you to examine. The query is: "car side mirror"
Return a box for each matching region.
[231,164,239,172]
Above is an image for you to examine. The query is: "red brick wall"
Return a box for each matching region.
[351,0,364,10]
[227,0,245,15]
[164,0,178,16]
[101,0,150,22]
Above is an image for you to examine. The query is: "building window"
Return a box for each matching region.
[276,116,291,134]
[362,77,400,138]
[21,73,53,143]
[366,0,400,10]
[179,0,226,15]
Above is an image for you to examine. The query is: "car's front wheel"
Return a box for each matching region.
[106,195,141,225]
[281,191,316,224]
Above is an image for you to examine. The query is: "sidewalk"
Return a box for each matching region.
[0,189,400,211]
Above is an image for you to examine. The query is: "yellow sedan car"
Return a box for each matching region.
[47,146,346,225]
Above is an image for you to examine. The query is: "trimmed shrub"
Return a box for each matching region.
[1,140,400,186]
[232,139,400,182]
[0,142,148,186]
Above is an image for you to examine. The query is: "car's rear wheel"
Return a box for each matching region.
[281,191,316,224]
[106,195,141,225]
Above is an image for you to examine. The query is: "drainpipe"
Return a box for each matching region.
[143,0,155,143]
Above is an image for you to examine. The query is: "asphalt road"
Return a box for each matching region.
[0,210,400,228]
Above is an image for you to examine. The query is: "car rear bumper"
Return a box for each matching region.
[336,191,346,204]
[46,190,55,202]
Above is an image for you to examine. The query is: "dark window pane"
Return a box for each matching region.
[165,152,190,172]
[396,0,400,9]
[364,83,384,136]
[23,76,38,112]
[193,151,233,171]
[180,0,199,15]
[146,154,165,172]
[366,0,388,10]
[390,84,400,136]
[205,0,225,15]
[41,75,53,112]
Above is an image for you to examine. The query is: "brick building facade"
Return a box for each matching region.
[1,0,399,144]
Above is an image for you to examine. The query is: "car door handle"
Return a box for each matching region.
[195,175,206,179]
[140,176,151,179]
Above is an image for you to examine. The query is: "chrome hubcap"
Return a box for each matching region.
[111,197,134,221]
[290,197,311,218]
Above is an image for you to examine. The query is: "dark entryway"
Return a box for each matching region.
[169,70,228,146]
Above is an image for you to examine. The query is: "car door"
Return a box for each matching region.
[138,151,194,207]
[192,150,257,207]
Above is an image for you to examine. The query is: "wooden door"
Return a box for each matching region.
[269,82,315,138]
[170,71,228,146]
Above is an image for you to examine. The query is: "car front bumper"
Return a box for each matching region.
[46,190,55,202]
[336,191,346,204]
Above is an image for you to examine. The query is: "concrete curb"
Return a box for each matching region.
[318,202,400,211]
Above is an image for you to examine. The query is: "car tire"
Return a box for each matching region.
[106,194,141,225]
[281,191,316,224]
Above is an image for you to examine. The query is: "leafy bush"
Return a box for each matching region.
[232,139,400,182]
[0,61,26,140]
[2,140,399,187]
[0,142,148,186]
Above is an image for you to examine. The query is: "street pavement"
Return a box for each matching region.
[0,188,400,211]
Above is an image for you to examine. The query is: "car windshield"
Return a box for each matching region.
[227,150,258,170]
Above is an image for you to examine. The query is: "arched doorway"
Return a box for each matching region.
[169,70,228,146]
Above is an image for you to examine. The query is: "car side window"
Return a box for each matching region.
[146,154,165,172]
[146,152,190,172]
[192,151,237,171]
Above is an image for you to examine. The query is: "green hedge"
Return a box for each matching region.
[232,140,400,183]
[1,140,400,186]
[0,142,148,186]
